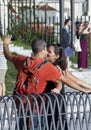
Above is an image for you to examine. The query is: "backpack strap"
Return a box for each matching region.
[37,60,48,70]
[25,56,29,66]
[25,57,48,70]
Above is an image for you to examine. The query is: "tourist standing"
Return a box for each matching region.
[0,33,7,96]
[61,18,71,69]
[77,23,91,71]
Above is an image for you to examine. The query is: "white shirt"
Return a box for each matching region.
[0,41,7,70]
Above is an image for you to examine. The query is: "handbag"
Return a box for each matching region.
[64,47,73,57]
[74,39,82,52]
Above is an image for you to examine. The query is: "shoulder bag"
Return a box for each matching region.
[74,38,82,52]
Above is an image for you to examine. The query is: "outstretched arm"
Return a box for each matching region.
[79,25,91,35]
[58,75,91,93]
[63,70,91,89]
[3,35,14,60]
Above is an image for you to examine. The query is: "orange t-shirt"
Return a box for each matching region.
[12,56,61,94]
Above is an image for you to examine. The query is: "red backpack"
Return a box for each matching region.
[14,57,47,95]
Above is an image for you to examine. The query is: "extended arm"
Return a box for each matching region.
[3,35,14,60]
[63,70,91,89]
[79,25,91,35]
[58,75,91,93]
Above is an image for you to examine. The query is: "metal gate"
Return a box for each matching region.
[0,92,91,130]
[0,0,61,44]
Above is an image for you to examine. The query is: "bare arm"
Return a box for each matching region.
[63,70,91,89]
[79,25,91,35]
[3,35,14,60]
[58,75,91,93]
[51,80,62,94]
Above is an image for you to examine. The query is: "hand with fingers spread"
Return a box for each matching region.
[3,35,13,60]
[3,35,12,45]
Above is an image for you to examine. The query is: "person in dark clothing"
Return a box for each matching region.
[61,18,71,69]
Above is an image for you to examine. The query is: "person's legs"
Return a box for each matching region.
[0,84,3,96]
[2,83,6,96]
[0,83,6,96]
[0,69,7,96]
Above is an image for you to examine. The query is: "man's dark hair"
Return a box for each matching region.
[64,18,71,25]
[31,38,47,54]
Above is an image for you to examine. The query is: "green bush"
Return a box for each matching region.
[8,22,57,46]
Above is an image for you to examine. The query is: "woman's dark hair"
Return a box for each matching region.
[49,44,68,70]
[75,21,81,27]
[75,21,82,39]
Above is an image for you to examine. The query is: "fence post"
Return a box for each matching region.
[59,0,64,44]
[70,0,75,48]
